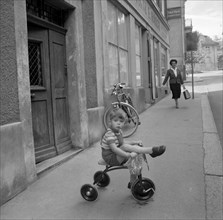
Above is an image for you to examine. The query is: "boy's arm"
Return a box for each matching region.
[110,143,131,158]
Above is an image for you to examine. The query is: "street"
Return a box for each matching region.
[197,71,222,147]
[187,70,222,147]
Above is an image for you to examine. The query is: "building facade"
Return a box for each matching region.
[0,0,174,205]
[166,0,187,79]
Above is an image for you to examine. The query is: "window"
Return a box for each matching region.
[107,2,128,86]
[153,39,160,88]
[28,41,44,87]
[153,0,166,17]
[153,0,161,9]
[161,46,167,84]
[135,23,142,86]
[26,0,67,27]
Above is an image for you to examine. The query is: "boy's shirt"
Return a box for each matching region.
[101,128,123,150]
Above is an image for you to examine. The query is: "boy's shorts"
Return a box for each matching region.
[102,148,127,166]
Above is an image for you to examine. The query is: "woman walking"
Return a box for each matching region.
[162,59,185,108]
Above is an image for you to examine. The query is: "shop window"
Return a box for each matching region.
[153,39,160,88]
[107,1,128,86]
[161,46,167,84]
[135,23,142,86]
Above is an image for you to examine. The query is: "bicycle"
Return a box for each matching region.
[103,83,140,138]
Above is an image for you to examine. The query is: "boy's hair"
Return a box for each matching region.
[109,108,126,121]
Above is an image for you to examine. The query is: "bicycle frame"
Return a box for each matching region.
[111,83,133,105]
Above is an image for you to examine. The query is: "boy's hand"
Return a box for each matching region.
[137,141,143,146]
[130,152,137,158]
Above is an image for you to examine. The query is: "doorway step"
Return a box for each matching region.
[36,147,83,177]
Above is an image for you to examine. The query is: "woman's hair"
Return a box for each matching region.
[169,59,177,65]
[109,108,126,121]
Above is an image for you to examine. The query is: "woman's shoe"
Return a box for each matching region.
[150,145,166,158]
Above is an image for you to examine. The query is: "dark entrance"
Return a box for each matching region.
[28,24,71,163]
[147,39,154,102]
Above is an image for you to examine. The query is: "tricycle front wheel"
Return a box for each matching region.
[131,178,155,202]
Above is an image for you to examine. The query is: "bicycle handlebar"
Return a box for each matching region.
[112,83,126,96]
[113,82,126,89]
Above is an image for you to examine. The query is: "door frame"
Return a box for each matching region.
[27,15,71,163]
[28,14,67,35]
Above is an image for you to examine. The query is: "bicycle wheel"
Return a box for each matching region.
[103,102,140,137]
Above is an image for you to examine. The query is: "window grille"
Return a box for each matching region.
[28,42,43,87]
[26,0,66,27]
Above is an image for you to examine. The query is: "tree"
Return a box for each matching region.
[186,31,199,51]
[185,31,200,99]
[185,50,205,70]
[185,31,206,71]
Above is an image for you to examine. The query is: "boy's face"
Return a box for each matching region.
[110,116,125,132]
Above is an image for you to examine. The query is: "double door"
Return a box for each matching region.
[28,24,71,163]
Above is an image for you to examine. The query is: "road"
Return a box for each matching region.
[191,70,223,147]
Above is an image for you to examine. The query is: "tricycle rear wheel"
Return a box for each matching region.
[80,184,98,201]
[93,171,110,187]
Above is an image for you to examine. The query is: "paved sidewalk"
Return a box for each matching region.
[1,86,222,220]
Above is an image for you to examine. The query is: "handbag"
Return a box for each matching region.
[183,88,191,100]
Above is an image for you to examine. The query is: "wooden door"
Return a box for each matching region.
[28,25,71,163]
[49,30,71,154]
[147,39,153,101]
[28,25,56,163]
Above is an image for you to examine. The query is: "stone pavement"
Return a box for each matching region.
[0,83,222,220]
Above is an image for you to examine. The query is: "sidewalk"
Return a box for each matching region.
[1,87,222,220]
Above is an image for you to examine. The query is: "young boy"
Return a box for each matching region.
[101,108,166,187]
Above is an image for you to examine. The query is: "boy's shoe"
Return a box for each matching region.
[150,145,166,158]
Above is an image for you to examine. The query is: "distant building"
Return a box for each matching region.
[218,55,223,70]
[195,35,219,72]
[185,18,192,34]
[216,39,223,70]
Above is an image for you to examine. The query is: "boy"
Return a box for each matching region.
[101,108,166,187]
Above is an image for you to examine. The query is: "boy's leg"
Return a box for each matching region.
[120,143,166,157]
[121,143,152,154]
[128,173,138,189]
